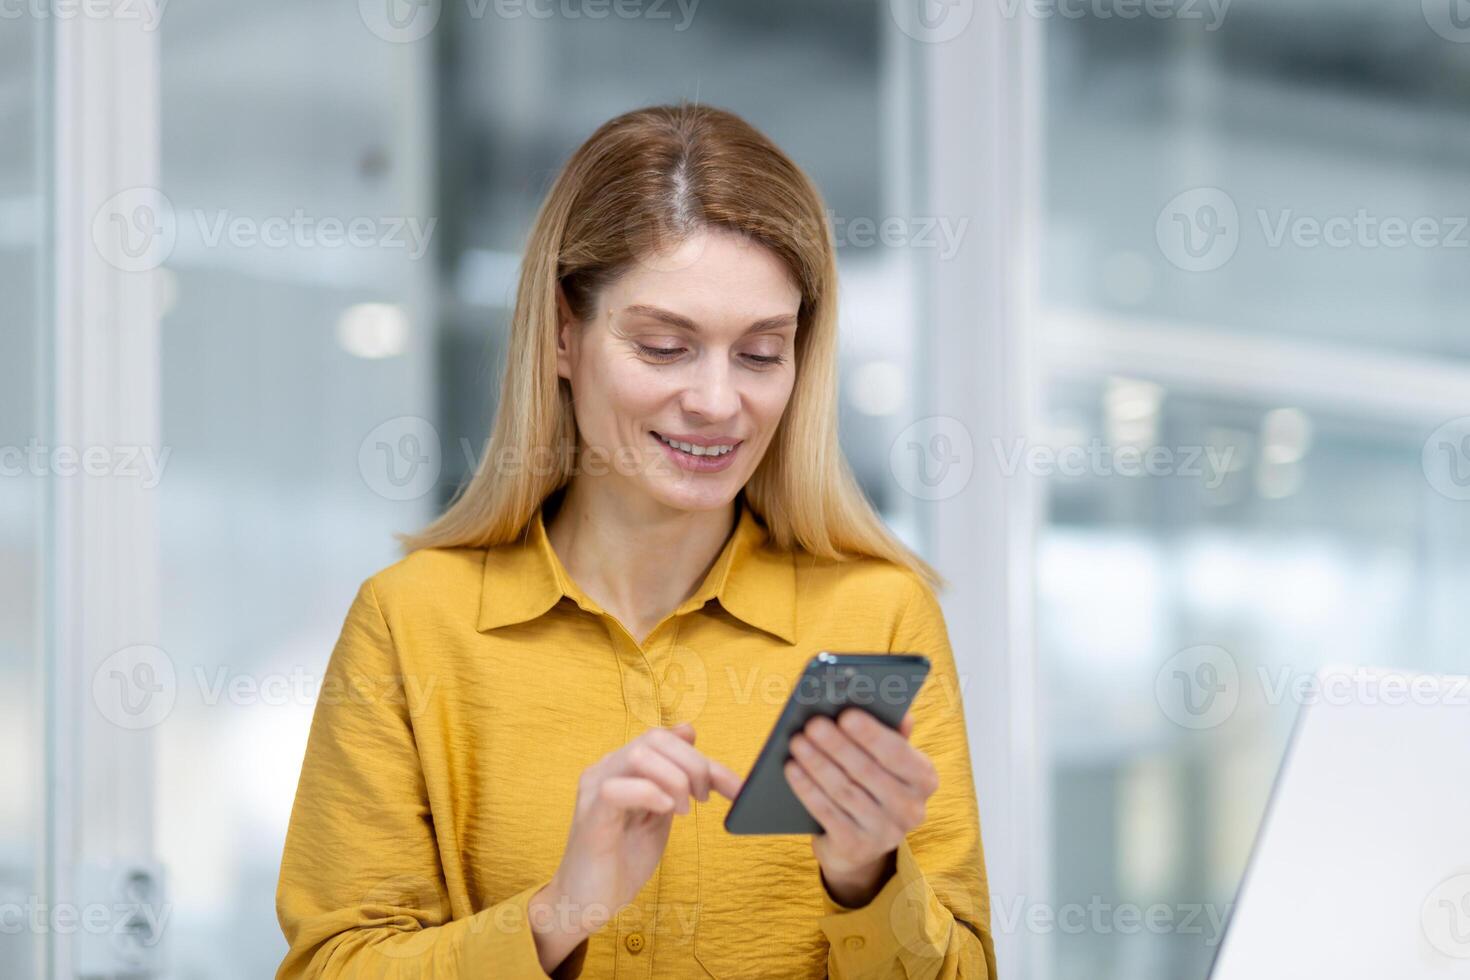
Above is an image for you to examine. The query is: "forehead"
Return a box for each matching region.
[608,227,802,324]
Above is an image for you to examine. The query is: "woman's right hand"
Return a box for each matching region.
[527,723,743,973]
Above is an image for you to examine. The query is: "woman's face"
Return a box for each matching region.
[555,225,801,515]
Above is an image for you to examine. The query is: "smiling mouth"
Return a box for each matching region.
[649,431,741,458]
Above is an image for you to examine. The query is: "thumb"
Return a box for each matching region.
[671,722,696,743]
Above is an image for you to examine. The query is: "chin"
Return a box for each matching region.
[641,476,743,514]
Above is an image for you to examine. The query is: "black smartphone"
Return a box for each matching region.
[723,652,931,835]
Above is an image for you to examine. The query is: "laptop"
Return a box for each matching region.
[1209,665,1470,978]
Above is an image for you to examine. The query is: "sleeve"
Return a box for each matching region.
[815,573,998,979]
[274,578,589,980]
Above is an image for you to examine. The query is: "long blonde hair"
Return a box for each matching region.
[399,102,944,592]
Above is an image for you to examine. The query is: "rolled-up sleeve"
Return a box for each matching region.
[274,578,587,979]
[816,574,998,979]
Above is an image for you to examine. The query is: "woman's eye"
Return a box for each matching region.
[634,343,685,360]
[633,341,787,367]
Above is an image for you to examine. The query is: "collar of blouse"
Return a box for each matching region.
[475,494,799,644]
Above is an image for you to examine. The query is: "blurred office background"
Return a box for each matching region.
[5,1,1470,978]
[1,10,48,978]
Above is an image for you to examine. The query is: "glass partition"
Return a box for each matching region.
[156,5,436,975]
[1039,6,1470,978]
[0,14,49,980]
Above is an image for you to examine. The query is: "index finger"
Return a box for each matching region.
[644,727,743,802]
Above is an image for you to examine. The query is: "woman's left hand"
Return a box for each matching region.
[784,707,940,908]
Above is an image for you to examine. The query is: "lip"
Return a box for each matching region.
[649,430,742,473]
[650,431,742,447]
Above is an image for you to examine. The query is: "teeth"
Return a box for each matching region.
[656,433,735,457]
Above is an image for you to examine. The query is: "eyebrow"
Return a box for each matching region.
[620,304,797,335]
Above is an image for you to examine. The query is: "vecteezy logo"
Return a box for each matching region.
[358,416,442,501]
[1423,0,1470,43]
[889,869,977,959]
[1422,874,1470,959]
[890,416,974,501]
[362,873,449,957]
[92,645,178,730]
[664,661,694,717]
[631,644,709,729]
[359,0,442,43]
[889,0,974,43]
[1155,644,1239,730]
[91,187,177,273]
[1155,187,1240,273]
[1422,417,1470,501]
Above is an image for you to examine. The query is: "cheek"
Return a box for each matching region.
[594,360,678,420]
[748,373,796,430]
[570,341,661,411]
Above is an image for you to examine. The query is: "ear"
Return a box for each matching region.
[554,284,576,381]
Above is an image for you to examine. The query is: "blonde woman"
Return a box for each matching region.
[275,103,996,979]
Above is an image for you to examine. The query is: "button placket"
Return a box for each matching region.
[649,617,687,728]
[606,618,663,978]
[613,616,706,976]
[609,619,662,734]
[614,847,660,980]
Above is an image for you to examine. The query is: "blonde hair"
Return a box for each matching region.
[399,102,944,592]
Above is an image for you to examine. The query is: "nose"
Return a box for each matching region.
[678,353,741,423]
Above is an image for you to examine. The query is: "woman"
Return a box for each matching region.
[275,103,996,979]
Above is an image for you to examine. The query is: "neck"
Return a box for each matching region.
[544,479,739,640]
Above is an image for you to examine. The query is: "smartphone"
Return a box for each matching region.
[723,652,931,835]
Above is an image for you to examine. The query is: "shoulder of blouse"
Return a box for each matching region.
[791,550,936,610]
[357,544,487,616]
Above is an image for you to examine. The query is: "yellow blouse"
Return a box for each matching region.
[275,495,997,979]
